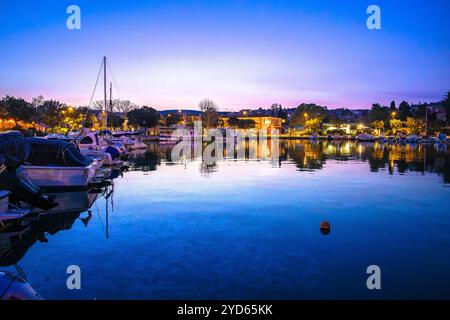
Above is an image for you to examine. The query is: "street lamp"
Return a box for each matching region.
[391,111,396,118]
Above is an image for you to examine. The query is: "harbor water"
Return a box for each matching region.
[1,140,449,299]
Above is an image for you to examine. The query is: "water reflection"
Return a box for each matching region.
[0,140,449,299]
[0,211,84,267]
[129,140,450,183]
[0,186,112,267]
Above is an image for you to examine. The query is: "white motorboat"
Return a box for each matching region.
[21,138,97,189]
[22,164,96,188]
[159,127,180,144]
[128,139,147,150]
[78,132,126,166]
[111,134,148,150]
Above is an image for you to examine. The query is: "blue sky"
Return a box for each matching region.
[0,0,449,110]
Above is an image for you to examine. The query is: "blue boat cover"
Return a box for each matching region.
[104,145,120,160]
[0,131,31,169]
[26,138,92,167]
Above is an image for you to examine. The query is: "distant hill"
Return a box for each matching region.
[159,109,230,116]
[159,109,202,116]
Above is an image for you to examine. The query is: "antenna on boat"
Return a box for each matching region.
[102,56,108,130]
[109,82,113,132]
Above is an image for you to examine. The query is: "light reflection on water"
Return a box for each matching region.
[1,140,449,299]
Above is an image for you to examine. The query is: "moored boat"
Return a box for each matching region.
[0,271,42,300]
[356,134,375,142]
[22,138,96,189]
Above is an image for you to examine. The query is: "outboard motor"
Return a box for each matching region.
[0,271,42,300]
[0,131,58,210]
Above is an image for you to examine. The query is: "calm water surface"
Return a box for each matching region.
[1,140,449,299]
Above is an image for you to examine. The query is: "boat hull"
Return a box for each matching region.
[23,164,96,188]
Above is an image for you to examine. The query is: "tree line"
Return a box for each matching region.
[1,92,449,135]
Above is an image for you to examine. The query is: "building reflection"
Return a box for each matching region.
[129,140,450,183]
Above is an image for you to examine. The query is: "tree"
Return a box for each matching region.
[60,106,86,131]
[199,98,219,129]
[113,99,138,113]
[127,106,160,129]
[406,117,424,135]
[389,100,396,111]
[369,103,390,124]
[164,113,181,126]
[31,95,45,109]
[93,99,137,113]
[305,118,321,133]
[371,120,385,132]
[227,116,241,128]
[442,91,450,123]
[37,100,66,131]
[398,101,412,121]
[0,96,35,126]
[77,107,97,129]
[290,103,328,127]
[270,103,287,120]
[107,113,125,129]
[389,119,403,134]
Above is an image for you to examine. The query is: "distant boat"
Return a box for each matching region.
[356,134,375,142]
[77,132,126,166]
[406,134,420,143]
[437,133,447,143]
[110,134,147,150]
[420,136,438,144]
[159,127,181,144]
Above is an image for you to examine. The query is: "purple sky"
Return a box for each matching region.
[0,0,449,110]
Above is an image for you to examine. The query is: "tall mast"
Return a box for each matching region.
[109,82,113,131]
[103,56,107,130]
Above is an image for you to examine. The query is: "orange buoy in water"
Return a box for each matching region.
[320,221,331,235]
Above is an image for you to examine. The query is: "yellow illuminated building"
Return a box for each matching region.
[221,116,282,134]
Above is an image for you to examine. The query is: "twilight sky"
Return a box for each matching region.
[0,0,449,110]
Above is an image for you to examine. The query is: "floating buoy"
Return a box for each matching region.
[320,221,331,235]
